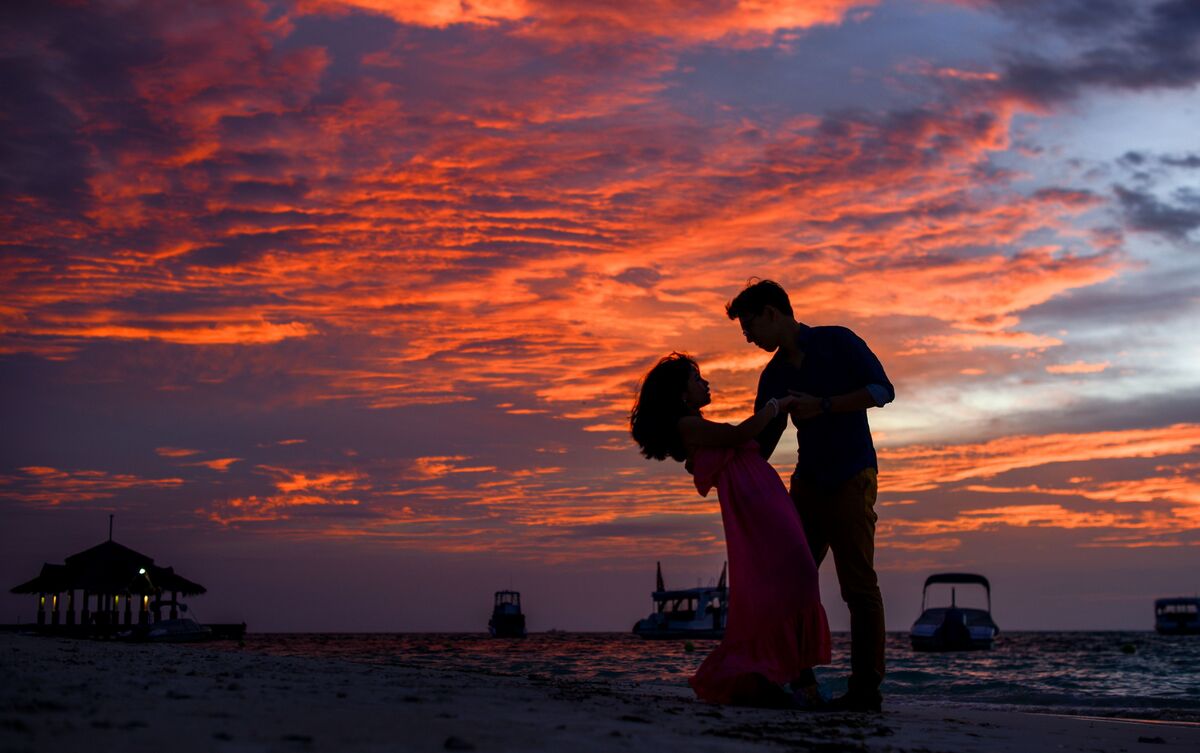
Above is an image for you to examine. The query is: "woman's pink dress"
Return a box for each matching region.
[688,442,831,704]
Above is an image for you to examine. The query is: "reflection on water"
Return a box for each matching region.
[202,631,1200,718]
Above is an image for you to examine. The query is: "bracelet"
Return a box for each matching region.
[766,397,779,417]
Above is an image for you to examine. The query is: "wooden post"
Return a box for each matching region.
[170,591,179,619]
[80,590,90,625]
[51,594,60,626]
[123,593,133,625]
[139,594,149,625]
[66,590,76,626]
[37,594,45,626]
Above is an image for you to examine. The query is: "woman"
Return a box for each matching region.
[630,353,830,707]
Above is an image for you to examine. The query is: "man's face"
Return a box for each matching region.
[739,308,777,351]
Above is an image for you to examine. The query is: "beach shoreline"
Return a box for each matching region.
[3,632,1198,753]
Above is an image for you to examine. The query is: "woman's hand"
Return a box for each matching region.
[787,390,823,420]
[773,394,798,415]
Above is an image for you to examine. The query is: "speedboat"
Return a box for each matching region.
[488,590,527,638]
[1155,597,1200,635]
[119,616,213,642]
[910,572,998,651]
[632,562,726,639]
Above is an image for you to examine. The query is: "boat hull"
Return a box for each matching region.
[488,614,526,638]
[910,634,994,651]
[632,613,724,640]
[1156,622,1200,636]
[632,626,723,640]
[910,607,997,652]
[121,618,214,643]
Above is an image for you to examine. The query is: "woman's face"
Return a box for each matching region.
[682,367,711,409]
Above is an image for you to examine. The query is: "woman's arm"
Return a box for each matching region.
[678,396,793,449]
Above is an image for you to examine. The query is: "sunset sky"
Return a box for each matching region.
[2,0,1198,632]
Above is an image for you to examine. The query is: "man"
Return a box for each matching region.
[726,279,894,712]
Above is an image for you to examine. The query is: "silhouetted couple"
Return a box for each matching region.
[631,280,894,712]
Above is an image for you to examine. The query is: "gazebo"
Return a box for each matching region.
[10,528,206,633]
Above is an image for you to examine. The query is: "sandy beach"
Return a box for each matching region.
[2,632,1198,753]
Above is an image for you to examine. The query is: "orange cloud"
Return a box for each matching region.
[882,424,1200,493]
[205,494,361,526]
[315,0,875,44]
[255,465,367,493]
[187,458,242,472]
[156,447,201,458]
[1046,360,1110,374]
[0,467,185,507]
[409,456,500,479]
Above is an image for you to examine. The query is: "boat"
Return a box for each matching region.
[910,572,999,651]
[141,617,213,642]
[488,590,526,638]
[632,562,727,640]
[1155,597,1200,635]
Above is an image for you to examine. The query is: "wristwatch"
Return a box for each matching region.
[820,396,833,415]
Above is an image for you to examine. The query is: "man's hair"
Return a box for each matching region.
[725,279,793,321]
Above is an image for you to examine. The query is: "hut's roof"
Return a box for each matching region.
[10,540,206,596]
[10,564,72,594]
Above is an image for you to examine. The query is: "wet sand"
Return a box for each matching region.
[2,632,1198,753]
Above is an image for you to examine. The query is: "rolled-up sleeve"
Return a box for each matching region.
[841,329,894,406]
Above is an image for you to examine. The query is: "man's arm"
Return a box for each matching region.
[754,367,788,458]
[789,328,894,420]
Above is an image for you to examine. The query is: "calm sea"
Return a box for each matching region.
[201,632,1200,720]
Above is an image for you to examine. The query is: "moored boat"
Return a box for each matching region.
[632,562,727,640]
[126,616,213,642]
[488,590,526,638]
[910,572,999,651]
[1155,597,1200,635]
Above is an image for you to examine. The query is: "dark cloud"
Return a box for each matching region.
[1114,184,1200,239]
[0,0,165,219]
[0,57,92,214]
[1023,270,1199,325]
[227,180,312,205]
[993,0,1200,105]
[613,267,661,288]
[982,0,1140,34]
[1119,151,1148,167]
[179,230,315,268]
[1162,154,1200,169]
[1031,187,1100,207]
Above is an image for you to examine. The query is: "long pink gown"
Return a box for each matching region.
[688,442,831,704]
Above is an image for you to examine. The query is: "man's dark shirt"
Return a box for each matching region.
[754,323,894,488]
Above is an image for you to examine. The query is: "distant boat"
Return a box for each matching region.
[488,590,526,638]
[632,562,727,640]
[1155,597,1200,635]
[910,573,999,651]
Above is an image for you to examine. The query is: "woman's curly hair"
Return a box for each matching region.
[630,352,698,462]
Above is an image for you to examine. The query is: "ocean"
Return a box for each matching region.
[201,631,1200,721]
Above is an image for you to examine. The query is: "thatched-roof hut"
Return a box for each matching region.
[10,534,207,631]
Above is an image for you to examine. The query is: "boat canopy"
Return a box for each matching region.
[923,573,990,591]
[493,590,520,606]
[1155,597,1199,608]
[922,572,990,611]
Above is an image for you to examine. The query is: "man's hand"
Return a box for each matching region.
[787,390,823,420]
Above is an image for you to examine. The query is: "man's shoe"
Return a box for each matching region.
[826,690,882,713]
